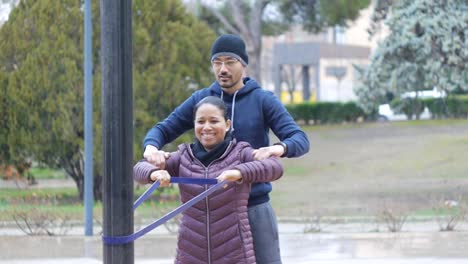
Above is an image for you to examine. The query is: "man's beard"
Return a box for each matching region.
[218,74,238,89]
[220,82,235,89]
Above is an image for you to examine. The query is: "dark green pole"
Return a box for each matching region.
[100,0,134,263]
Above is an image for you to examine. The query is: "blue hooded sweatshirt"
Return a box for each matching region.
[144,77,310,206]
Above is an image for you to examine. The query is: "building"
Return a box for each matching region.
[270,41,370,103]
[261,5,385,103]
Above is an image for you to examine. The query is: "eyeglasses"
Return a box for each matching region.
[211,59,239,69]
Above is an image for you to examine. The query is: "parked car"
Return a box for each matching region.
[377,88,446,121]
[377,103,431,121]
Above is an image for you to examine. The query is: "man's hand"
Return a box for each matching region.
[149,170,171,187]
[217,169,242,183]
[143,145,170,169]
[252,145,284,160]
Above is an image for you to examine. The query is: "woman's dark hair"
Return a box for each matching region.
[193,96,229,120]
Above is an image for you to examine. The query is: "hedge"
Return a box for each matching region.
[391,95,468,119]
[285,102,366,125]
[285,96,468,124]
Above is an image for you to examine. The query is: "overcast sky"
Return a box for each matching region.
[0,3,12,24]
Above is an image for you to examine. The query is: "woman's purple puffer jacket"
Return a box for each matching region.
[134,140,283,264]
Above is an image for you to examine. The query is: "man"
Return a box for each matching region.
[143,34,309,263]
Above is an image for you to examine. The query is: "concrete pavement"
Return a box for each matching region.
[2,231,468,264]
[2,258,468,264]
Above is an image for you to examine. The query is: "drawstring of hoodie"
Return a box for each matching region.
[220,90,238,133]
[230,91,238,133]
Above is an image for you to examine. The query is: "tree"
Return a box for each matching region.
[1,0,96,198]
[132,0,215,158]
[281,65,302,103]
[367,0,395,38]
[355,0,468,112]
[0,0,215,200]
[195,0,371,81]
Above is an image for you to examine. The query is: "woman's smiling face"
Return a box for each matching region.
[194,103,231,151]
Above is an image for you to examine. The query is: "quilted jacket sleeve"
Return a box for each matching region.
[133,151,181,185]
[133,160,158,185]
[233,145,283,183]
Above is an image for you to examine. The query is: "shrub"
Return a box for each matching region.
[390,98,425,120]
[431,195,467,232]
[423,96,468,119]
[378,207,408,232]
[286,102,366,125]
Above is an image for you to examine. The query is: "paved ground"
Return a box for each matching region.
[1,230,468,263]
[2,258,468,264]
[0,178,76,189]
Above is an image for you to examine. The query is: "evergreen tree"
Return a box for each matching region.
[0,0,214,200]
[133,0,215,157]
[1,0,93,198]
[355,0,468,112]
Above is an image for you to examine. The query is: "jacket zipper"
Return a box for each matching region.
[205,168,211,264]
[185,141,235,264]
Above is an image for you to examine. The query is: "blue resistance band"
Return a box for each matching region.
[133,177,218,210]
[102,177,224,245]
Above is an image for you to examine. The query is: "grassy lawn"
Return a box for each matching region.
[271,119,468,220]
[0,185,181,222]
[29,167,66,179]
[1,119,467,225]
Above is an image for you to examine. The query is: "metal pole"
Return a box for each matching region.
[84,0,94,237]
[274,64,282,98]
[101,0,134,263]
[314,63,321,101]
[302,65,310,102]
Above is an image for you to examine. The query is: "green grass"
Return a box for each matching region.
[284,165,309,176]
[411,208,462,218]
[390,118,468,127]
[2,119,467,223]
[29,167,66,179]
[0,188,81,221]
[273,119,468,219]
[0,185,181,221]
[0,188,79,201]
[0,198,183,222]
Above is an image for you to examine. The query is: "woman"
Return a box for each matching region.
[134,96,283,264]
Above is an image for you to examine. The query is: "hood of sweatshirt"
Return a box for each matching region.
[207,77,260,133]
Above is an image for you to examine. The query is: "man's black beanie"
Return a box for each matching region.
[210,34,249,65]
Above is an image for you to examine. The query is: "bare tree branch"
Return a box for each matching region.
[249,0,270,49]
[229,1,250,37]
[202,4,240,35]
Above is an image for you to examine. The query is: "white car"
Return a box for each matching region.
[377,88,445,121]
[377,103,431,121]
